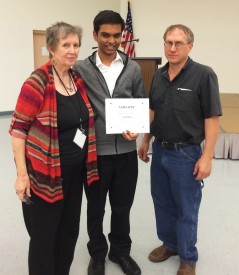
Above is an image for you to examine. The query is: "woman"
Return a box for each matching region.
[9,22,99,275]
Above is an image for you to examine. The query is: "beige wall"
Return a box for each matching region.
[0,0,120,112]
[0,0,238,112]
[122,0,239,95]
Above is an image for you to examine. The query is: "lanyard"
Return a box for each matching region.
[53,65,85,133]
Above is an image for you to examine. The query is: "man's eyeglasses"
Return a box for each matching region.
[164,41,189,49]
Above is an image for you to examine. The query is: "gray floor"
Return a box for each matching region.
[1,115,239,275]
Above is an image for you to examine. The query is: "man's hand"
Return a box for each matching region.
[193,155,212,180]
[138,140,150,163]
[122,130,139,141]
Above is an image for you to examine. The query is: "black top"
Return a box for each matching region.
[56,91,89,166]
[150,58,222,144]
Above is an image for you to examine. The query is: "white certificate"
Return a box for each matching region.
[105,98,150,134]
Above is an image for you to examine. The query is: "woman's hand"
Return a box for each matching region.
[12,136,31,202]
[15,174,31,202]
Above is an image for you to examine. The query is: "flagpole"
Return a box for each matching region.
[121,0,136,57]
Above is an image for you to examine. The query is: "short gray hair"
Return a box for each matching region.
[46,22,83,58]
[163,24,194,43]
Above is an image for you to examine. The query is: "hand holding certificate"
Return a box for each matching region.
[105,98,150,134]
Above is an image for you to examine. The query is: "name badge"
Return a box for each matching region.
[73,128,86,149]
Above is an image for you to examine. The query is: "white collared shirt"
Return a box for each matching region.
[96,52,124,96]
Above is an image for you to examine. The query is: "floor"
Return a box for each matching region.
[1,116,239,275]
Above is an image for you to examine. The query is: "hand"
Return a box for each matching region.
[14,174,31,202]
[193,155,212,180]
[122,130,139,141]
[138,140,150,163]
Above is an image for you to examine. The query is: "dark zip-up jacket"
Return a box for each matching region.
[74,50,146,155]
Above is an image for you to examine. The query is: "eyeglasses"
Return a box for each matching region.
[164,41,189,49]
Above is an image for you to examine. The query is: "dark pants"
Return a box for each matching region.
[22,161,85,275]
[85,150,138,260]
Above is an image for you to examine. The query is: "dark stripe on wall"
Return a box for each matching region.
[0,111,13,117]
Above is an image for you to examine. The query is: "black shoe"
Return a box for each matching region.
[108,254,141,275]
[88,258,105,275]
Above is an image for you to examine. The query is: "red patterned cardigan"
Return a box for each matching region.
[9,62,99,203]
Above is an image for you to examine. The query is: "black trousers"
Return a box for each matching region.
[85,150,138,260]
[22,161,85,275]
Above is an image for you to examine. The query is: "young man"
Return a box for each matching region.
[138,24,222,275]
[74,10,145,275]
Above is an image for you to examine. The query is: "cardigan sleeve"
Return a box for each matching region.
[9,78,44,139]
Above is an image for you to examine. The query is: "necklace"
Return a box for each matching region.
[67,77,74,93]
[53,65,85,134]
[53,66,75,94]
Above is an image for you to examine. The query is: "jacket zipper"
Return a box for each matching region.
[88,52,129,154]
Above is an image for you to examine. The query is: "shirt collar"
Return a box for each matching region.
[96,51,123,67]
[162,57,192,75]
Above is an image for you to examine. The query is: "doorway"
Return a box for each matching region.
[33,30,49,69]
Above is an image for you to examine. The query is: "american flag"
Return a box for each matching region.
[121,1,135,57]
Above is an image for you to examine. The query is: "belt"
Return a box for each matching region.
[155,138,193,149]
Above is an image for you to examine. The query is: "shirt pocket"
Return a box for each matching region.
[173,88,195,112]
